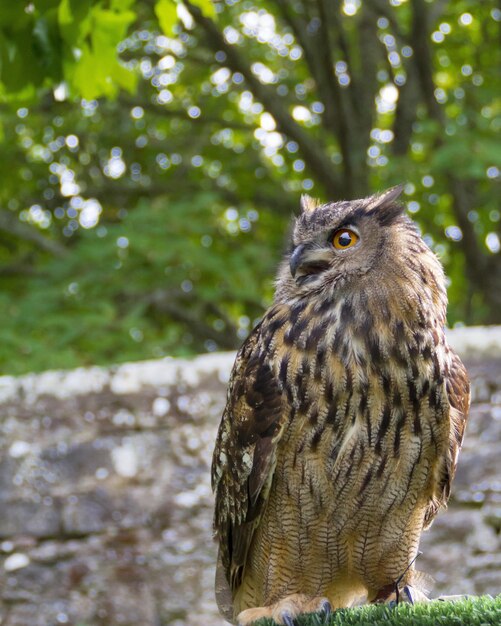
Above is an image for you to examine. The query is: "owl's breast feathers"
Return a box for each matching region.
[212,293,469,615]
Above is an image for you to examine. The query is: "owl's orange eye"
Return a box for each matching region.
[332,228,359,250]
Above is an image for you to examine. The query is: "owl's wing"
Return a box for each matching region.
[212,322,286,610]
[424,349,470,527]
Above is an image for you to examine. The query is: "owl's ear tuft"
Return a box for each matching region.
[366,184,405,225]
[300,194,321,213]
[368,184,405,208]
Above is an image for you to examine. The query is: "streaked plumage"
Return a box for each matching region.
[212,187,470,625]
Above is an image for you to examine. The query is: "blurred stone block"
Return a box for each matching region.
[0,498,61,538]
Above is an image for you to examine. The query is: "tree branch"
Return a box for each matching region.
[119,95,251,130]
[409,0,444,124]
[315,0,356,188]
[182,0,344,198]
[0,210,67,257]
[365,0,410,44]
[331,0,354,82]
[274,0,359,195]
[356,3,380,137]
[0,259,40,277]
[391,72,420,155]
[408,0,501,319]
[274,0,321,90]
[144,289,240,350]
[363,0,422,157]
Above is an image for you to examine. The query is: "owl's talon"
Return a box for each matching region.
[402,585,415,605]
[319,599,331,618]
[280,612,296,626]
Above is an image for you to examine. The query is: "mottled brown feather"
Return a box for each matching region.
[212,320,286,600]
[424,350,470,527]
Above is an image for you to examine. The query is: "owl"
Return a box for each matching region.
[211,187,470,625]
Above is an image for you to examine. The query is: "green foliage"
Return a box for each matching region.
[0,1,216,101]
[256,596,501,626]
[0,1,499,374]
[0,1,133,101]
[155,0,179,35]
[0,193,276,374]
[63,2,137,99]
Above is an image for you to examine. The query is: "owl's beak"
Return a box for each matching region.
[289,244,306,278]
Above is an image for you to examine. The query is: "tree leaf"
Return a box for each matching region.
[65,6,136,99]
[58,0,92,44]
[191,0,216,19]
[155,0,178,35]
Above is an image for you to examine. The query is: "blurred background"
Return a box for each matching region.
[0,0,500,376]
[0,2,500,626]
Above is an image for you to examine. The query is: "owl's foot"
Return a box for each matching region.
[236,593,331,625]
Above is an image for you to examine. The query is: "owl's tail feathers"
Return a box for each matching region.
[215,550,234,623]
[410,569,435,597]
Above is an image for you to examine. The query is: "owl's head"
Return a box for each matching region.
[275,186,446,315]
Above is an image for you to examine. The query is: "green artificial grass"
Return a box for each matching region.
[256,595,500,626]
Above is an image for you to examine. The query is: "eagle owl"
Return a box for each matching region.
[211,187,470,625]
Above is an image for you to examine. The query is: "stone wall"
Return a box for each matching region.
[0,328,500,626]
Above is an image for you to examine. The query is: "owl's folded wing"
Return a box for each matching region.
[424,349,470,527]
[212,322,286,602]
